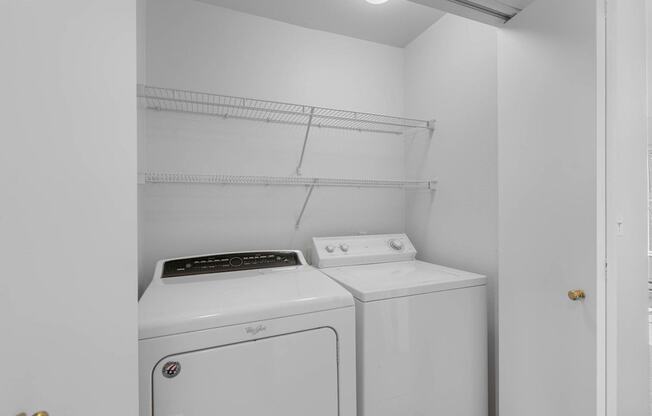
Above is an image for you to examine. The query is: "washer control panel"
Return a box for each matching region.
[162,251,300,278]
[312,234,416,268]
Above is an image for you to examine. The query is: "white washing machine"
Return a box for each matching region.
[138,250,356,416]
[312,234,488,416]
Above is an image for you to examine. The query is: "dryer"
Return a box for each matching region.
[312,234,488,416]
[138,250,356,416]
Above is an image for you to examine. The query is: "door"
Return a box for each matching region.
[499,1,649,415]
[0,1,137,415]
[153,328,339,416]
[497,0,605,415]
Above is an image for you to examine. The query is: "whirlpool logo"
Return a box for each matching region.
[162,361,181,379]
[245,324,267,336]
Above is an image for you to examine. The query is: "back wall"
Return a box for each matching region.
[138,0,409,293]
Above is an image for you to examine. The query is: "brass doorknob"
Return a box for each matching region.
[568,289,586,301]
[33,412,49,416]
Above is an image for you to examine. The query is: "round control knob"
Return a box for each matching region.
[325,245,336,253]
[229,257,243,267]
[389,239,404,251]
[339,243,350,252]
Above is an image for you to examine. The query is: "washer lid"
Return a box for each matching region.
[320,260,487,302]
[139,264,353,340]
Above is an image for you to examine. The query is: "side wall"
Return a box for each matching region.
[403,14,499,416]
[139,0,407,293]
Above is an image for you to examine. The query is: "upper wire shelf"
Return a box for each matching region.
[138,85,435,135]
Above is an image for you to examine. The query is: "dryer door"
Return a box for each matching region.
[152,327,339,416]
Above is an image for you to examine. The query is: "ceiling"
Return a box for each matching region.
[409,0,536,26]
[195,0,447,48]
[497,0,535,8]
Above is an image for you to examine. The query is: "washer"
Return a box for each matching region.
[312,234,488,416]
[138,250,356,416]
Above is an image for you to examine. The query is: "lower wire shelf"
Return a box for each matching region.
[138,172,437,190]
[138,172,437,228]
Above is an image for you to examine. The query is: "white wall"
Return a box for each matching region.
[648,0,652,285]
[403,14,499,415]
[139,0,407,293]
[649,0,652,125]
[0,1,137,415]
[605,0,649,414]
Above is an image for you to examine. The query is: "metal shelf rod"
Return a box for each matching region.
[295,185,316,229]
[296,107,315,175]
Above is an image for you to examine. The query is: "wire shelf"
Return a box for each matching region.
[139,172,436,190]
[138,85,434,135]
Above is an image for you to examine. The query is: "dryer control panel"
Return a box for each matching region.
[162,251,301,278]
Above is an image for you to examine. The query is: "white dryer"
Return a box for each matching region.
[138,250,356,416]
[312,234,488,416]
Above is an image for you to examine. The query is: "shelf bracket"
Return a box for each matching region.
[295,184,316,229]
[296,107,315,176]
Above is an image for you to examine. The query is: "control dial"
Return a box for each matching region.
[325,245,336,253]
[389,239,404,251]
[229,257,243,267]
[339,243,350,252]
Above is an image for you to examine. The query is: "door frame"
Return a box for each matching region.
[604,0,650,414]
